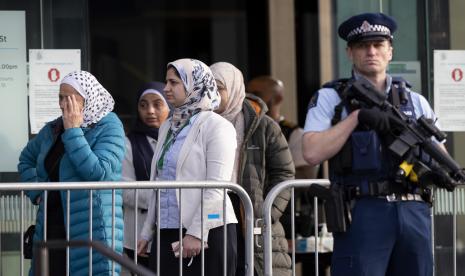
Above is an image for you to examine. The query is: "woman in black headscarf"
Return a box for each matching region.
[122,82,170,268]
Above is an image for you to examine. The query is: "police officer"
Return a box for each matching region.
[302,13,445,276]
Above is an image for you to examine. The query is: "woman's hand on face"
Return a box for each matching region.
[137,239,149,257]
[63,95,84,129]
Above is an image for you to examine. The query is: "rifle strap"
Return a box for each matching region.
[332,101,346,126]
[391,83,401,108]
[331,79,355,126]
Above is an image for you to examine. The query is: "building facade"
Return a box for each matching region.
[1,0,464,275]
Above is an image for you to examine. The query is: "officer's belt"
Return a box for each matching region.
[345,180,423,199]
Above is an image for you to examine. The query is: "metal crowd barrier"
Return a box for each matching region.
[0,181,255,276]
[261,180,464,276]
[432,186,465,276]
[34,240,155,276]
[262,179,331,276]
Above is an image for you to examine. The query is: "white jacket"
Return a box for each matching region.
[140,111,238,242]
[122,136,155,251]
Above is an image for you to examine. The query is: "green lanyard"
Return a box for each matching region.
[156,121,190,171]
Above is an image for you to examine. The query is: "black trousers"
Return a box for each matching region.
[124,248,150,275]
[47,191,66,276]
[148,225,237,276]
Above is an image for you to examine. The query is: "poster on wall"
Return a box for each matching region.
[434,50,465,132]
[0,11,28,172]
[29,49,81,134]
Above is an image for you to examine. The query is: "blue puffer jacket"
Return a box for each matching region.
[18,112,125,276]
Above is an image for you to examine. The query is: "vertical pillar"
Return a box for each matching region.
[318,0,335,84]
[268,0,297,122]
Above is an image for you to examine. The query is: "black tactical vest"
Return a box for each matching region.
[324,77,416,188]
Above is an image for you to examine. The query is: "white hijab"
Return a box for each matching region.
[61,70,114,127]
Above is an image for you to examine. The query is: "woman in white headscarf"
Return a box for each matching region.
[18,70,126,275]
[138,59,238,276]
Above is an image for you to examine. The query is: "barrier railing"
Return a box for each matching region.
[0,181,255,276]
[262,180,464,276]
[262,179,331,276]
[34,240,155,276]
[432,186,465,276]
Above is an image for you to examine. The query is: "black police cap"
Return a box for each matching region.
[338,13,397,44]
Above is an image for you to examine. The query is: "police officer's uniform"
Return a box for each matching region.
[303,13,438,276]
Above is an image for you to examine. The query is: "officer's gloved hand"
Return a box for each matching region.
[358,107,392,134]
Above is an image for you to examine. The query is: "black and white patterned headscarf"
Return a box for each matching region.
[167,59,220,136]
[61,70,115,127]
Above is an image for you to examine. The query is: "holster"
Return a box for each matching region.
[308,183,349,233]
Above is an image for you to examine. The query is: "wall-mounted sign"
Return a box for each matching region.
[434,50,465,132]
[29,49,81,134]
[0,11,28,172]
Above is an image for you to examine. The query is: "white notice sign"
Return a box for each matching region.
[29,49,81,134]
[434,50,465,132]
[0,11,28,172]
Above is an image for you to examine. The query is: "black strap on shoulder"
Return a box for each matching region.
[391,76,412,88]
[323,78,354,126]
[391,84,401,108]
[391,76,411,106]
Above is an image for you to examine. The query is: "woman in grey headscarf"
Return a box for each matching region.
[18,70,126,275]
[210,62,246,185]
[139,59,238,276]
[211,62,294,276]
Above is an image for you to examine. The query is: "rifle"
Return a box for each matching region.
[349,78,464,191]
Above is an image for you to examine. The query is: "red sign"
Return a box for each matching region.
[48,68,60,82]
[451,68,463,82]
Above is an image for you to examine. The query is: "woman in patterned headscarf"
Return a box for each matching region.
[138,59,238,276]
[18,70,126,276]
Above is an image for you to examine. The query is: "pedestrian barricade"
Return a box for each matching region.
[0,181,255,276]
[262,179,331,276]
[262,180,465,276]
[432,186,465,276]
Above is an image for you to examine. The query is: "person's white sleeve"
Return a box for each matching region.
[185,120,237,241]
[122,137,138,208]
[122,137,152,209]
[416,93,439,123]
[412,92,445,143]
[139,189,156,241]
[304,88,346,133]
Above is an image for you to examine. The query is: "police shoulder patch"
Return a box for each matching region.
[307,91,319,110]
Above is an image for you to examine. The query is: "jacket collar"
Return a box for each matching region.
[242,94,268,141]
[151,112,207,179]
